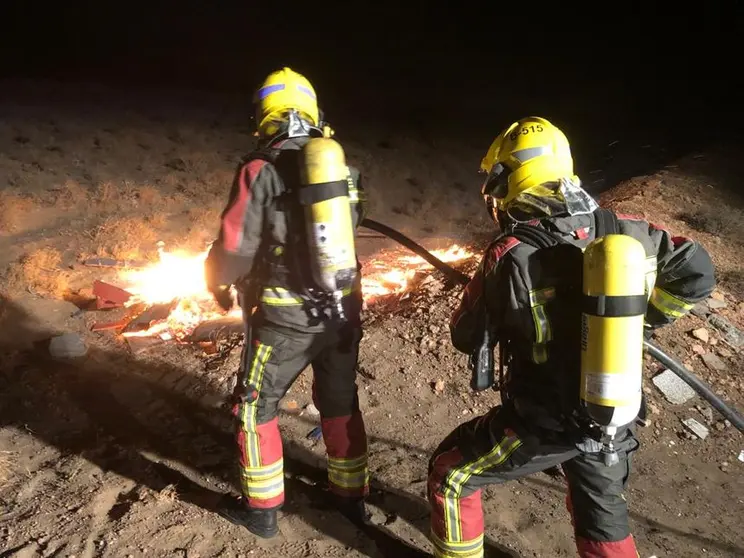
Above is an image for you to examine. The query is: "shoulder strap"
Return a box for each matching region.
[508,223,564,249]
[593,207,619,238]
[242,147,280,165]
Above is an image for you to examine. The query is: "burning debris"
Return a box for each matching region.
[89,244,242,347]
[86,241,478,354]
[361,244,476,298]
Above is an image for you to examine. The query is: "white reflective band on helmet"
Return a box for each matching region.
[512,146,550,163]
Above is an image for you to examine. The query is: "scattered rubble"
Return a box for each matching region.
[92,279,132,309]
[695,405,714,424]
[681,417,709,440]
[652,369,696,404]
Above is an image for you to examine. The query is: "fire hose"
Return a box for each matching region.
[360,218,744,433]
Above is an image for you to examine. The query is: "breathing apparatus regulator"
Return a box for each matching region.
[474,117,646,465]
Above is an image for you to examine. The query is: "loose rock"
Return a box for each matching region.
[681,417,709,440]
[707,314,744,348]
[708,298,727,310]
[49,333,88,359]
[691,301,710,318]
[691,328,709,343]
[701,353,726,372]
[652,369,696,405]
[717,347,733,359]
[696,405,714,423]
[280,399,300,414]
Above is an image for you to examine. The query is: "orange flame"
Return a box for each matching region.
[117,244,240,340]
[114,242,477,340]
[361,244,476,299]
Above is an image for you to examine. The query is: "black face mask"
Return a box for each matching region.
[481,163,510,199]
[481,162,511,228]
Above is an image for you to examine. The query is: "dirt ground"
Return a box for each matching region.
[1,82,743,558]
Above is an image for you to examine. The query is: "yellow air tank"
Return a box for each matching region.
[580,234,647,463]
[298,128,358,320]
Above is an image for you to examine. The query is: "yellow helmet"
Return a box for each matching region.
[480,116,574,211]
[253,67,320,138]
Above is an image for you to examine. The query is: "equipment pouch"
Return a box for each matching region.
[469,309,496,391]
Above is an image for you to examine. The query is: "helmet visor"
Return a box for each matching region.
[481,163,510,199]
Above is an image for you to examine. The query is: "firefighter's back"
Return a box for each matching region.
[244,138,365,333]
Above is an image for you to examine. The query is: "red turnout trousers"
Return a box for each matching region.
[232,319,368,510]
[428,403,640,558]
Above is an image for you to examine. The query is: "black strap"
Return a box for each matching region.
[297,180,349,205]
[583,294,648,317]
[241,147,280,165]
[593,207,619,238]
[508,223,562,249]
[511,207,619,248]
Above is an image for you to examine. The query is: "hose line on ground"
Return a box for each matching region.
[644,341,744,432]
[360,218,744,434]
[361,219,471,285]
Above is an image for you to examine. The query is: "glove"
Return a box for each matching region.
[211,284,234,312]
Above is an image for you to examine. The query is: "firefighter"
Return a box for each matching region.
[427,116,716,558]
[205,67,370,538]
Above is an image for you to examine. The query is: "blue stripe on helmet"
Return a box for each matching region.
[256,83,286,100]
[296,85,316,100]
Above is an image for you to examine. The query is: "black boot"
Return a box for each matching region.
[217,495,279,539]
[334,495,371,527]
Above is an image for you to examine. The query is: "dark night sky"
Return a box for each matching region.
[1,2,742,181]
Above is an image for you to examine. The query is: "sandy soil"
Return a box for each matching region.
[1,82,742,558]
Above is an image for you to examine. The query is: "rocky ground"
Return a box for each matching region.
[1,83,743,558]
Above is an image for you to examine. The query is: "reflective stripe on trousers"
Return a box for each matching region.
[234,341,285,509]
[649,286,693,319]
[328,453,369,494]
[429,431,523,558]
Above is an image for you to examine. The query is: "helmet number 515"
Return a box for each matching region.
[510,123,544,141]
